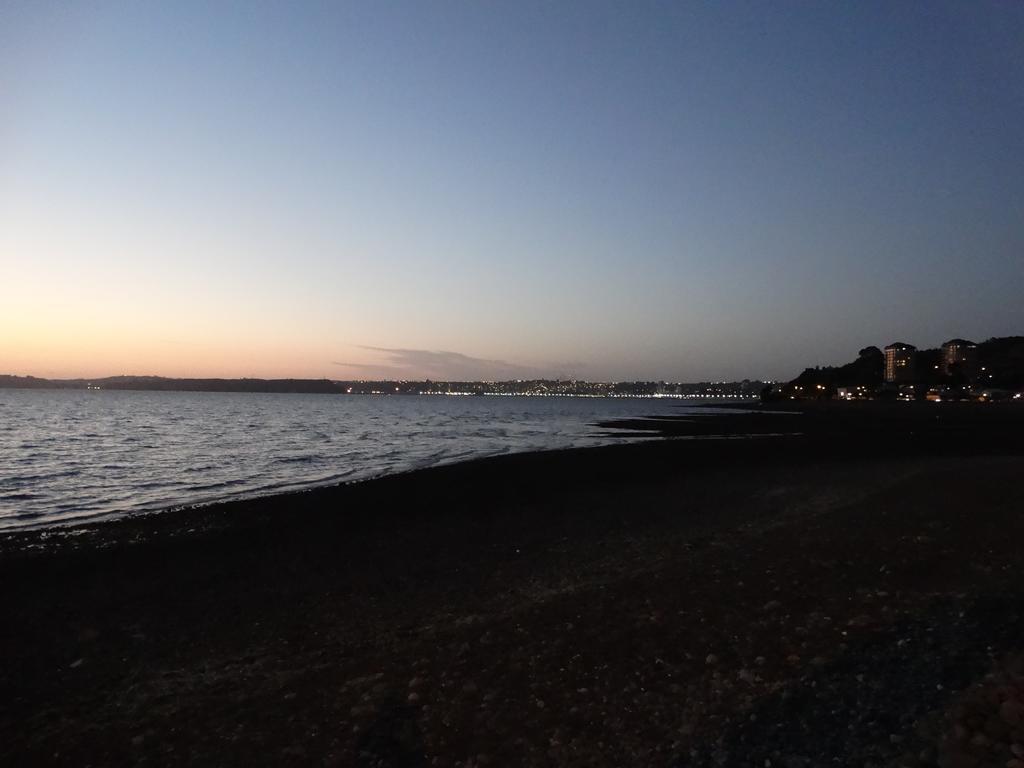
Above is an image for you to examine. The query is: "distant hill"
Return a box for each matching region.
[0,375,345,394]
[0,375,56,389]
[978,336,1024,389]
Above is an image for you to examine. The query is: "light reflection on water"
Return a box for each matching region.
[0,390,712,530]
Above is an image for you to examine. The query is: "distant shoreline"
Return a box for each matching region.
[0,374,765,399]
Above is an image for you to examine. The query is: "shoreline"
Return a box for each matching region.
[4,400,1021,542]
[2,430,783,546]
[0,395,752,537]
[3,404,1024,766]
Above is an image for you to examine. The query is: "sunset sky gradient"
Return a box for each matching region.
[3,2,1022,381]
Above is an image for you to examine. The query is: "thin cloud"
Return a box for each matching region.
[330,361,397,370]
[333,346,543,381]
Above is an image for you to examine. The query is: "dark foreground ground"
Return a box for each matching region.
[2,402,1024,767]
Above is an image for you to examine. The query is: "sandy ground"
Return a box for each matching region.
[2,403,1023,767]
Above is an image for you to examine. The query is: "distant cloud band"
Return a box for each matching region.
[332,346,541,380]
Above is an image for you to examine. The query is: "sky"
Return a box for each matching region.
[2,1,1022,382]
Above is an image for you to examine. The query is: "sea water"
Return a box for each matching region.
[0,389,716,530]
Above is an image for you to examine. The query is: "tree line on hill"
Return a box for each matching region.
[0,375,345,393]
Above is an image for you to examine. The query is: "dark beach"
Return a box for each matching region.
[3,402,1024,767]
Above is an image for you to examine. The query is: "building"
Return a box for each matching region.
[884,342,916,383]
[836,385,871,400]
[941,338,978,379]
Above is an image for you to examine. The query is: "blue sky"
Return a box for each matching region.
[2,1,1022,380]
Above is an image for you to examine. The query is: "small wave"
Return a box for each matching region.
[183,464,219,474]
[2,468,82,484]
[186,477,250,493]
[132,480,177,491]
[5,508,48,521]
[274,455,318,465]
[0,492,44,501]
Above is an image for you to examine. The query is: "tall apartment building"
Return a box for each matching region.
[941,338,978,379]
[884,342,916,383]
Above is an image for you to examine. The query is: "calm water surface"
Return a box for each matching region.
[0,389,722,530]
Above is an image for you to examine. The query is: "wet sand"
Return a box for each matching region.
[2,402,1023,767]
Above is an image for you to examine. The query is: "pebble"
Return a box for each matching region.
[1002,700,1024,727]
